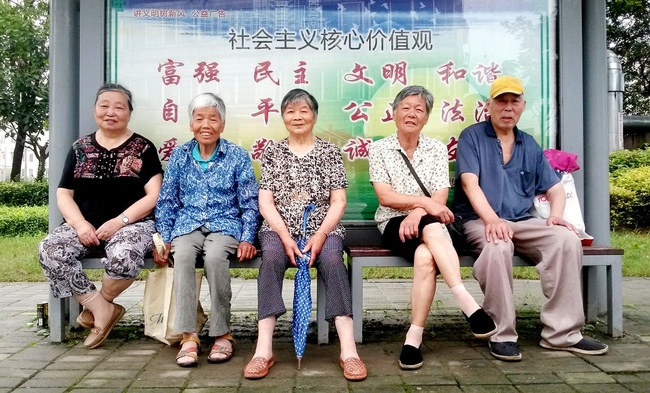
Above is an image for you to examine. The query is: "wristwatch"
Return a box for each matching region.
[120,213,129,225]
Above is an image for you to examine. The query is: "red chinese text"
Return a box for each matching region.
[157,59,184,86]
[158,138,178,162]
[342,137,372,160]
[162,99,179,123]
[251,98,279,125]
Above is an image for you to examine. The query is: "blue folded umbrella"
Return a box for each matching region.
[292,203,316,370]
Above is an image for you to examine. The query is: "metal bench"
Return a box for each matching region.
[48,252,331,344]
[345,244,624,343]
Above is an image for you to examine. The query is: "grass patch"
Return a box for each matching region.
[0,233,101,282]
[0,230,647,282]
[611,228,650,277]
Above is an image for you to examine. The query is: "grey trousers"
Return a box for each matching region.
[463,218,584,346]
[171,228,238,337]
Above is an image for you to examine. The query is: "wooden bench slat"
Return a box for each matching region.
[345,245,624,257]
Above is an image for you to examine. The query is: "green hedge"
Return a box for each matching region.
[0,182,49,207]
[609,146,650,177]
[610,166,650,229]
[0,206,49,236]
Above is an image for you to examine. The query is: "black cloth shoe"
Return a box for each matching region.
[539,337,608,355]
[488,341,522,362]
[464,308,497,339]
[398,344,423,370]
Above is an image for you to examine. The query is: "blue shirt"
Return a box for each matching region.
[155,138,259,244]
[453,120,560,221]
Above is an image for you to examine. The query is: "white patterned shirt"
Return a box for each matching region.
[368,132,450,233]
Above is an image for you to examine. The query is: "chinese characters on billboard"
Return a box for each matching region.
[108,0,555,221]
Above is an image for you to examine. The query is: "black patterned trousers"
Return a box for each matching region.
[38,220,156,298]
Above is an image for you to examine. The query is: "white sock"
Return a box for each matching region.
[450,284,480,316]
[404,324,424,348]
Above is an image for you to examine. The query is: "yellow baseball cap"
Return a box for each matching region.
[489,76,524,98]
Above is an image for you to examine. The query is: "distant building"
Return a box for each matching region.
[0,131,48,181]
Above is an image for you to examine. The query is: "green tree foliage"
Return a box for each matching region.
[607,0,650,115]
[0,0,49,181]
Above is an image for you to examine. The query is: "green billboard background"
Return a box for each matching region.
[108,0,555,222]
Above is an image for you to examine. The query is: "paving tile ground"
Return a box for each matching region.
[1,277,649,392]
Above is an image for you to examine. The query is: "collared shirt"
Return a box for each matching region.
[453,120,560,221]
[368,132,450,233]
[155,138,259,244]
[258,137,348,239]
[191,141,219,170]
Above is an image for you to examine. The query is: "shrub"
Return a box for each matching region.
[0,182,49,206]
[0,206,49,236]
[609,147,650,178]
[610,167,650,229]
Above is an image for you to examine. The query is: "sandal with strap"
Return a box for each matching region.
[176,336,201,368]
[339,357,368,381]
[208,333,235,364]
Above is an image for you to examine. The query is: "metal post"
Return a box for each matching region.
[48,0,80,342]
[607,50,624,152]
[582,1,610,317]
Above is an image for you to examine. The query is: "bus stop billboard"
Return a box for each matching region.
[107,0,556,221]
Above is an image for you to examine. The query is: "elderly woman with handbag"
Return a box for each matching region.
[367,85,497,370]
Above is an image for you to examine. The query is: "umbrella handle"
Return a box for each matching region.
[302,204,316,236]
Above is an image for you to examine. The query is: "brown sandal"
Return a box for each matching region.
[339,357,367,381]
[243,355,275,379]
[207,333,235,364]
[176,336,200,367]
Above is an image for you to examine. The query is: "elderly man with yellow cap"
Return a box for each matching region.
[452,76,608,361]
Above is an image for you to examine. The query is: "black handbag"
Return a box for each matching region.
[398,151,468,252]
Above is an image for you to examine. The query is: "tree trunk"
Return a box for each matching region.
[36,158,46,181]
[36,143,48,182]
[10,131,26,182]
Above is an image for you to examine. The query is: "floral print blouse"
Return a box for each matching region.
[259,137,348,239]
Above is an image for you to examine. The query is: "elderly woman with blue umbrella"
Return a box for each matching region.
[243,88,367,381]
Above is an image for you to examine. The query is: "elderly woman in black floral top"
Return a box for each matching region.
[243,89,367,381]
[39,83,162,349]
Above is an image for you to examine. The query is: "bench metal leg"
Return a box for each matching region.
[583,255,624,337]
[48,290,67,343]
[69,297,82,329]
[316,270,329,344]
[585,266,600,322]
[349,256,365,343]
[607,259,623,337]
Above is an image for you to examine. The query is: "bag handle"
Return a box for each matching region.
[399,150,431,197]
[152,232,173,269]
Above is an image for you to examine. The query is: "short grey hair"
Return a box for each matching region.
[188,93,226,124]
[95,83,133,112]
[391,85,434,115]
[280,88,319,117]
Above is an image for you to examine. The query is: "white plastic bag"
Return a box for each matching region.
[531,172,586,233]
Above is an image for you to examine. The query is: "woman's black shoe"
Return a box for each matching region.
[464,308,497,339]
[398,344,423,370]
